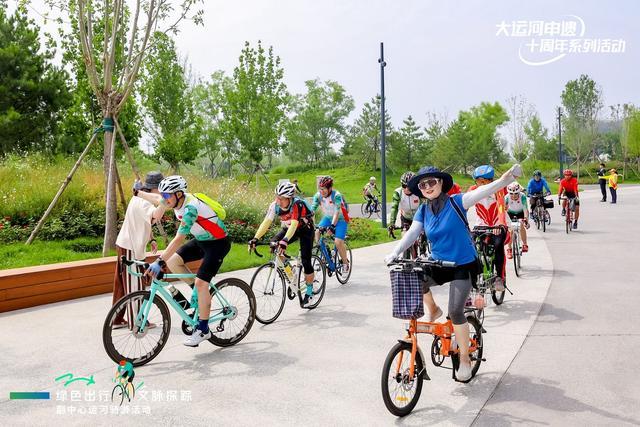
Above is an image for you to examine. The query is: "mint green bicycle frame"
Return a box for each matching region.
[125,261,236,333]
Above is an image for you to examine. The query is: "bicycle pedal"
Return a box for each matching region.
[481,358,486,362]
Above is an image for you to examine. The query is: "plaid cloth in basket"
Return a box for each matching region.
[390,270,425,319]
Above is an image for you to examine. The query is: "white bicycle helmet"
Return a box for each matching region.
[158,175,187,193]
[507,182,521,194]
[369,176,376,181]
[275,181,296,198]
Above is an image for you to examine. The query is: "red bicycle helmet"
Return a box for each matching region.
[318,176,333,188]
[563,169,573,176]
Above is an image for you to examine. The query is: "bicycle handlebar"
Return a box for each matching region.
[250,241,291,259]
[387,257,456,269]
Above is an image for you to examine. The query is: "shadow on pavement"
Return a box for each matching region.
[474,373,640,426]
[140,340,297,380]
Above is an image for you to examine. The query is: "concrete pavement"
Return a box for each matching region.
[0,186,636,426]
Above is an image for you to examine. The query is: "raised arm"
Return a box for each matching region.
[461,164,522,209]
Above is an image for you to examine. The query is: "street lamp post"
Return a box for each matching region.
[558,107,564,176]
[378,42,388,228]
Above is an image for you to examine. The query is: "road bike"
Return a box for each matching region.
[250,242,326,324]
[103,258,256,367]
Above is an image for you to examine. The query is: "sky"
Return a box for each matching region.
[18,0,640,136]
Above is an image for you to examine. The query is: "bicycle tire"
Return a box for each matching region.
[542,210,546,232]
[103,290,171,367]
[381,341,425,417]
[207,278,256,347]
[250,262,286,324]
[512,234,520,277]
[299,255,327,309]
[430,336,445,367]
[451,315,483,383]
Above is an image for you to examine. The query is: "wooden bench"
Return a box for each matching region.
[0,256,202,313]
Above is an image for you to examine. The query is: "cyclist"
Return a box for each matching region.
[385,164,523,381]
[469,165,509,292]
[312,176,351,274]
[526,170,551,219]
[116,360,135,385]
[248,182,317,307]
[139,175,231,347]
[388,172,423,235]
[558,169,580,229]
[362,176,380,212]
[504,182,529,257]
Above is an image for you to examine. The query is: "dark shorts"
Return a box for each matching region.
[177,237,231,283]
[421,260,480,293]
[564,192,580,206]
[509,211,525,221]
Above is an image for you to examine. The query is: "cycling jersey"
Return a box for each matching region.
[174,193,227,241]
[468,185,508,227]
[312,190,347,220]
[558,177,579,197]
[265,197,314,228]
[504,193,529,214]
[527,177,551,195]
[363,183,378,197]
[390,187,422,222]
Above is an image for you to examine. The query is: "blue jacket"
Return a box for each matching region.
[527,178,550,195]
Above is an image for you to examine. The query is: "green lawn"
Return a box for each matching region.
[0,219,391,271]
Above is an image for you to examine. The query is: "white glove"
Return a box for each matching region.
[510,164,523,178]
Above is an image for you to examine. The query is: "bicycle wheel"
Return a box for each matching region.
[565,217,570,234]
[207,278,256,347]
[360,202,367,217]
[451,315,483,383]
[111,384,125,406]
[374,202,382,218]
[103,290,171,367]
[335,243,353,285]
[430,336,445,367]
[297,255,327,309]
[534,208,541,230]
[542,210,546,232]
[516,239,522,270]
[381,341,425,417]
[512,234,520,277]
[250,262,286,324]
[491,272,506,305]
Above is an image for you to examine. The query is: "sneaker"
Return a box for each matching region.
[342,262,350,274]
[429,306,443,322]
[494,277,505,292]
[183,328,211,347]
[600,199,606,202]
[573,221,578,230]
[522,244,528,253]
[301,293,314,308]
[455,361,472,382]
[561,208,566,216]
[506,247,513,259]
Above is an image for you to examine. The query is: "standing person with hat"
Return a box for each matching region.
[597,163,607,202]
[385,164,522,382]
[111,171,165,329]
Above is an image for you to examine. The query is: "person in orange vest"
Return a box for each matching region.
[600,168,622,204]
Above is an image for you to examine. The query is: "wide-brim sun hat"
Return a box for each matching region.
[408,166,453,196]
[145,171,164,189]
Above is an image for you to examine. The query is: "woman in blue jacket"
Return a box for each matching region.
[385,164,522,381]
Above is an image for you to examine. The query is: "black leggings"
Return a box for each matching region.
[487,229,507,279]
[422,261,478,325]
[272,226,315,275]
[177,237,231,283]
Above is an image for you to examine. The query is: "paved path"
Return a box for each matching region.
[0,186,637,426]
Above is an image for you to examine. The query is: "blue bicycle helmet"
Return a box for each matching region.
[472,165,495,180]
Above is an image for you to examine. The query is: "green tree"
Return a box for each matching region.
[222,40,289,169]
[0,1,70,156]
[525,115,557,161]
[286,79,354,166]
[388,115,424,171]
[140,32,200,172]
[192,71,234,176]
[343,96,392,170]
[506,95,534,162]
[561,74,603,178]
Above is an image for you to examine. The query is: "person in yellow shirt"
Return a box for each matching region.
[600,168,622,204]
